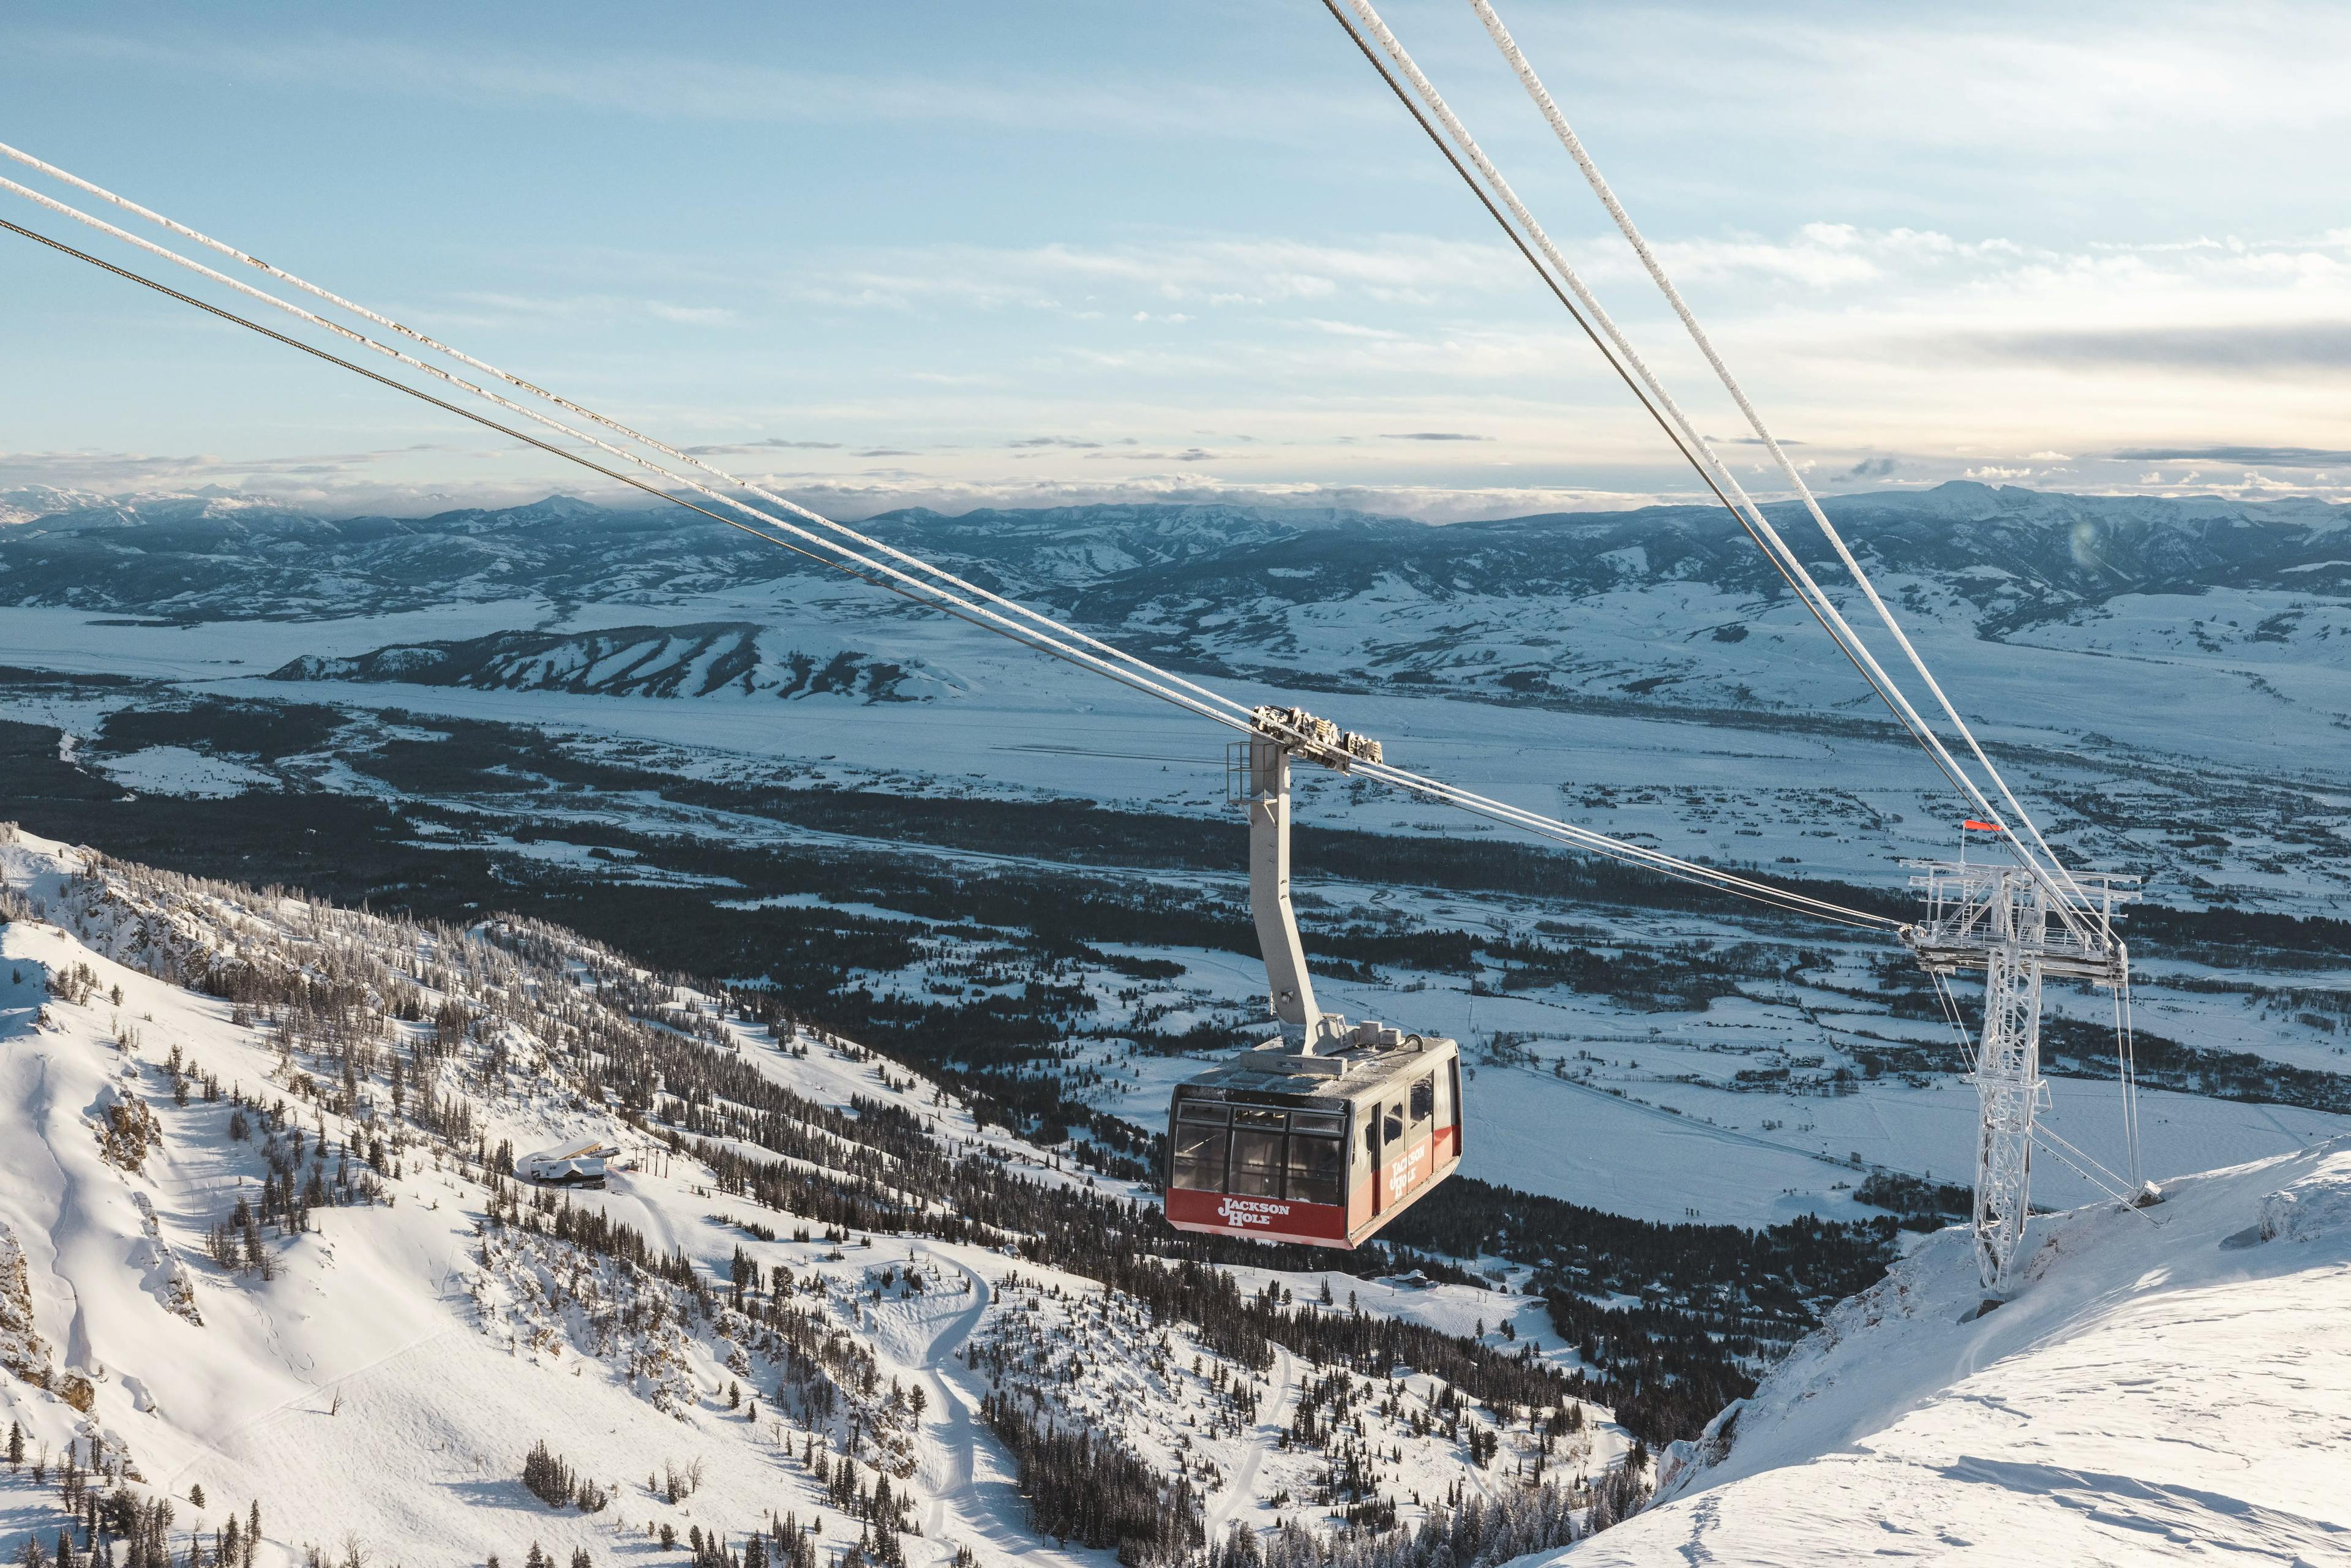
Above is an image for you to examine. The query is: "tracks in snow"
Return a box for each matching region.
[1203,1339,1299,1545]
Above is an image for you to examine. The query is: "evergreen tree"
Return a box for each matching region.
[8,1420,22,1468]
[522,1441,576,1508]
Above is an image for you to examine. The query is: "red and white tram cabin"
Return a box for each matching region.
[1164,1027,1463,1248]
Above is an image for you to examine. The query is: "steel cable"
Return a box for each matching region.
[1461,0,2098,927]
[0,209,1899,932]
[0,138,1262,736]
[1327,0,2101,947]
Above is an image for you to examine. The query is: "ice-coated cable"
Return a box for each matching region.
[2030,1122,2161,1226]
[0,214,1247,740]
[0,173,1265,742]
[0,138,1257,733]
[1313,0,1979,799]
[1344,756,1900,928]
[1463,0,2094,923]
[1325,1,2054,897]
[1334,0,2091,940]
[0,165,1894,928]
[1929,970,1981,1075]
[2113,972,2144,1188]
[0,140,1903,930]
[0,207,1900,934]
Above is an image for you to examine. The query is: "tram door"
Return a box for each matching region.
[1365,1076,1439,1218]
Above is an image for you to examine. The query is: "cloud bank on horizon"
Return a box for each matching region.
[2,0,2348,520]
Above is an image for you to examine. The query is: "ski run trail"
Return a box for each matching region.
[2,822,2347,1567]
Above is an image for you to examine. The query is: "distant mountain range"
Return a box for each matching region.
[6,482,2347,719]
[5,481,2344,623]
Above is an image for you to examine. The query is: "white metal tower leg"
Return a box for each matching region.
[1971,896,2047,1289]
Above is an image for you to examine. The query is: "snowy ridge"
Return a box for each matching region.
[0,827,1637,1568]
[271,624,943,705]
[1546,1139,2351,1564]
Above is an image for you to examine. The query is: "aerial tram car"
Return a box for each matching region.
[1162,708,1465,1248]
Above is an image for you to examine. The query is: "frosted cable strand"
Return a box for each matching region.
[0,140,1902,928]
[2031,1122,2159,1225]
[0,163,1892,926]
[0,176,1264,745]
[1333,1,2041,877]
[0,139,1252,731]
[2115,972,2144,1187]
[1315,0,2047,902]
[1463,0,2093,921]
[1349,757,1899,928]
[0,197,1899,933]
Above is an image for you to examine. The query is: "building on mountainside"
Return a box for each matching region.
[517,1141,613,1188]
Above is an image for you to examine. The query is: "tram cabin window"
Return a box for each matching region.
[1229,1106,1287,1197]
[1409,1073,1434,1136]
[1382,1102,1404,1148]
[1285,1112,1344,1206]
[1172,1101,1229,1191]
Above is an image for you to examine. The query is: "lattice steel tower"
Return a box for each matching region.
[1905,860,2138,1288]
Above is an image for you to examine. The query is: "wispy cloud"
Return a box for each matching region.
[682,438,844,456]
[0,443,580,515]
[1944,321,2351,374]
[442,291,739,329]
[2112,444,2351,467]
[1081,448,1221,463]
[1382,432,1492,442]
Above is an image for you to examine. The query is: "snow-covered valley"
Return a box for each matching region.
[4,481,2350,1565]
[4,486,2349,1236]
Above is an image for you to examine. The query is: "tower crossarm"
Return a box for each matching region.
[1902,860,2136,988]
[1251,704,1384,771]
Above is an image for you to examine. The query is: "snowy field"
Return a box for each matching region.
[1,581,2346,915]
[4,489,2349,1247]
[6,597,2347,1234]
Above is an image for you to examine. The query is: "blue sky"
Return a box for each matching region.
[4,0,2348,519]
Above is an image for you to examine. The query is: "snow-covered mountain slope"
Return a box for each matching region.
[0,826,1636,1568]
[1547,1139,2351,1565]
[271,623,946,704]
